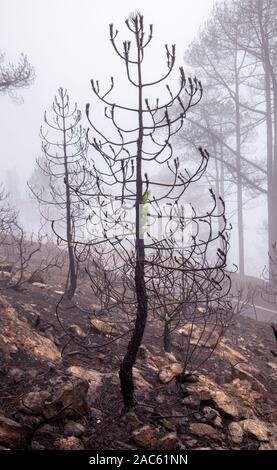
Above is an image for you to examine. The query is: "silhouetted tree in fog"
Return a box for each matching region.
[223,0,277,282]
[182,1,268,276]
[56,13,232,408]
[0,51,34,98]
[29,88,93,299]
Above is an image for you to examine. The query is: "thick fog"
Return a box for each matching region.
[0,0,269,277]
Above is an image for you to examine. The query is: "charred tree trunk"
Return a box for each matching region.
[61,93,77,300]
[119,29,148,408]
[163,320,172,353]
[234,46,245,276]
[214,139,225,250]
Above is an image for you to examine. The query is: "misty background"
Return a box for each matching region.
[0,0,268,276]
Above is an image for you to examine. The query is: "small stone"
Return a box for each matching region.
[8,367,25,383]
[162,419,176,433]
[159,363,182,384]
[195,447,213,450]
[32,282,48,289]
[132,425,157,448]
[151,356,167,368]
[183,439,198,447]
[155,394,165,404]
[31,441,46,450]
[139,344,149,360]
[164,352,178,363]
[0,263,13,273]
[189,423,223,442]
[64,421,85,437]
[20,391,51,414]
[202,406,219,418]
[158,432,179,450]
[182,396,200,407]
[68,324,86,338]
[55,436,85,450]
[89,318,117,336]
[228,422,244,444]
[122,411,141,430]
[214,416,223,428]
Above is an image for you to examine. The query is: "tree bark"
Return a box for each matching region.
[163,320,171,353]
[234,45,245,276]
[61,93,77,300]
[119,28,148,408]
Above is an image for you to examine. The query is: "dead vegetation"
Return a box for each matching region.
[0,266,276,450]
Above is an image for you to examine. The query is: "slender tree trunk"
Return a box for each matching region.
[119,30,148,408]
[265,66,277,286]
[258,2,277,284]
[163,320,171,352]
[219,136,225,247]
[213,141,222,235]
[61,94,77,300]
[235,49,245,276]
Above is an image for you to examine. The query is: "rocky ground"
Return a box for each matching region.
[0,269,276,451]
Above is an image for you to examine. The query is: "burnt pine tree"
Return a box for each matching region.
[0,51,34,97]
[63,13,231,408]
[29,88,91,299]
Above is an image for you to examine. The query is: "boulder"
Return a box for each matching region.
[189,423,223,442]
[0,295,61,363]
[20,390,51,414]
[159,363,183,384]
[89,318,117,337]
[67,366,105,406]
[0,414,29,448]
[212,390,240,419]
[215,342,248,366]
[239,419,269,442]
[231,363,267,393]
[177,323,219,349]
[158,432,179,450]
[133,367,153,392]
[46,378,89,418]
[20,378,89,420]
[131,425,157,448]
[185,375,214,402]
[228,422,244,444]
[185,375,240,418]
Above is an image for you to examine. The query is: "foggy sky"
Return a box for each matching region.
[0,0,215,179]
[0,0,267,276]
